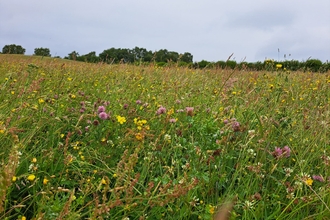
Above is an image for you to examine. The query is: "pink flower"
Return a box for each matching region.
[156,106,166,115]
[136,100,142,105]
[282,146,291,157]
[99,112,108,120]
[312,175,325,182]
[232,121,240,132]
[169,118,177,123]
[272,147,283,158]
[186,107,194,116]
[98,106,106,113]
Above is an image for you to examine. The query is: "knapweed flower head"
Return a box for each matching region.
[99,112,109,120]
[136,100,142,105]
[98,106,106,113]
[186,107,194,116]
[156,106,166,115]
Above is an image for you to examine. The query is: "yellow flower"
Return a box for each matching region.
[27,174,36,181]
[276,64,282,68]
[116,115,126,124]
[101,178,107,185]
[135,133,143,141]
[38,98,45,104]
[113,173,117,178]
[21,216,26,220]
[43,178,49,185]
[209,205,215,214]
[31,157,37,163]
[305,178,313,186]
[12,176,17,182]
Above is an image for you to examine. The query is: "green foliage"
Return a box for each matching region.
[196,60,213,68]
[34,47,51,57]
[282,60,301,71]
[2,44,26,54]
[226,60,237,69]
[304,59,323,72]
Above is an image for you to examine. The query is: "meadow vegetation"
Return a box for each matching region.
[0,54,329,219]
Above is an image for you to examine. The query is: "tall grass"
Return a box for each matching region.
[0,54,329,219]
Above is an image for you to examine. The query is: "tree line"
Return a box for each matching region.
[1,44,329,72]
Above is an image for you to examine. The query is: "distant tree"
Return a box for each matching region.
[131,47,153,62]
[226,60,237,69]
[80,51,99,63]
[34,47,51,57]
[65,51,79,60]
[180,52,193,63]
[99,48,118,63]
[197,60,212,68]
[155,49,169,62]
[2,44,26,54]
[304,59,323,72]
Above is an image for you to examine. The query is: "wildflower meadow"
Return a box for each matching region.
[0,54,329,219]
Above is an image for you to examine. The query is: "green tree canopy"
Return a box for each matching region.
[2,44,26,54]
[34,47,51,57]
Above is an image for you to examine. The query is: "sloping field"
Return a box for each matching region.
[0,54,329,219]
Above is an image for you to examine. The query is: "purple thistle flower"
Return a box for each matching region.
[136,100,142,105]
[98,106,106,113]
[123,103,129,109]
[98,112,108,120]
[223,119,229,124]
[156,106,166,115]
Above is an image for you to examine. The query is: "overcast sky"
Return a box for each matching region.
[1,0,329,62]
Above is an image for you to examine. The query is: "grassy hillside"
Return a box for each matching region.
[0,54,329,219]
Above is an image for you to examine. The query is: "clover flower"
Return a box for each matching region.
[98,106,106,113]
[232,121,240,132]
[312,175,324,182]
[272,147,283,158]
[99,112,109,120]
[272,146,291,159]
[156,106,166,115]
[169,118,177,123]
[186,107,194,116]
[282,146,291,157]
